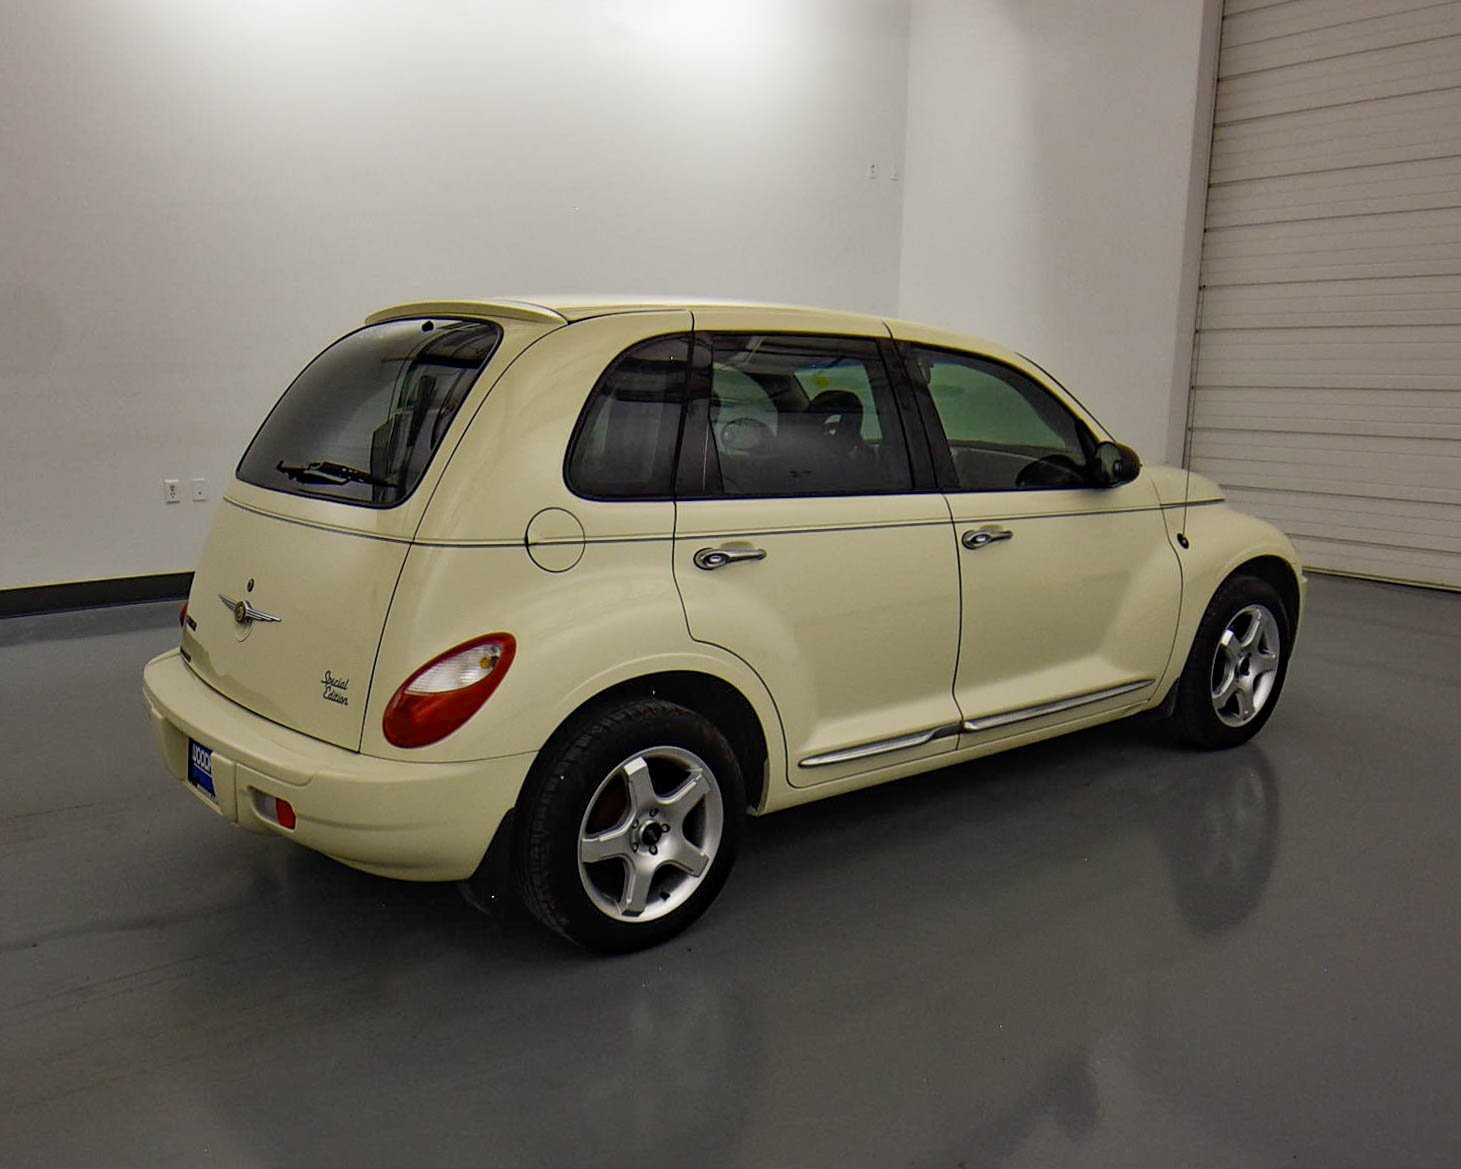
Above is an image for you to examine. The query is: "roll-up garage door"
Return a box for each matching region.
[1190,0,1461,589]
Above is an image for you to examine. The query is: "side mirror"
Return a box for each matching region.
[1091,441,1141,487]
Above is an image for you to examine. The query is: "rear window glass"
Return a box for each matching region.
[237,318,502,507]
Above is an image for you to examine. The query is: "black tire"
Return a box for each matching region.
[1168,574,1292,750]
[513,698,745,953]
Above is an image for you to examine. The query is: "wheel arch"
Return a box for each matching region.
[1154,519,1305,715]
[1228,555,1303,645]
[533,670,772,814]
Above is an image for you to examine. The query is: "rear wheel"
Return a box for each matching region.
[1167,574,1291,750]
[514,698,745,953]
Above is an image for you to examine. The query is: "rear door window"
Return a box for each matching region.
[685,334,913,497]
[237,317,502,507]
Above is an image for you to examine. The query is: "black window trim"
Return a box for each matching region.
[878,336,940,492]
[674,329,939,502]
[895,340,1102,495]
[1016,350,1108,436]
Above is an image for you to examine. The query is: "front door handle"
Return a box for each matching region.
[961,526,1014,550]
[694,545,768,571]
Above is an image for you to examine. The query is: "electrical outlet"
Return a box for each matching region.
[163,478,180,504]
[191,477,208,502]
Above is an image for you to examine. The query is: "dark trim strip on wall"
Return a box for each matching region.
[0,572,194,618]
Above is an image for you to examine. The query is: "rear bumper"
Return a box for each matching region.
[142,650,534,881]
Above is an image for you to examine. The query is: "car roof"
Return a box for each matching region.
[366,295,891,328]
[361,296,1105,439]
[363,296,1029,371]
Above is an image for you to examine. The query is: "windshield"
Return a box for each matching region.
[237,318,503,507]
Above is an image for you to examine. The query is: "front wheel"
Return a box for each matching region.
[1167,574,1292,750]
[513,698,745,953]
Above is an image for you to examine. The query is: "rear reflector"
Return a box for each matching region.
[383,633,516,748]
[253,791,297,831]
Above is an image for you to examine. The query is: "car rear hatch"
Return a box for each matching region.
[181,309,560,751]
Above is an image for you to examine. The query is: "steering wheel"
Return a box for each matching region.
[1015,454,1086,489]
[719,417,774,455]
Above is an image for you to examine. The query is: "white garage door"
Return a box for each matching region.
[1191,0,1461,589]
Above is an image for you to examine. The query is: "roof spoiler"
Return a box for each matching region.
[364,300,568,326]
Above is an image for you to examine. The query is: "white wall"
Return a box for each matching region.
[898,0,1219,463]
[0,0,911,590]
[3,0,1221,592]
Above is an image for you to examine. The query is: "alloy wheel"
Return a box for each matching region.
[1209,604,1282,728]
[576,746,724,923]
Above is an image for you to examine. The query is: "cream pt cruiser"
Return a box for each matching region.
[143,298,1304,952]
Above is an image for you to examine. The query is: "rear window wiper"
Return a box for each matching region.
[275,459,392,488]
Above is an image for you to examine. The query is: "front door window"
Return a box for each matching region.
[906,346,1094,492]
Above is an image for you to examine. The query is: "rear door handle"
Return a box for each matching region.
[961,526,1014,550]
[694,546,767,571]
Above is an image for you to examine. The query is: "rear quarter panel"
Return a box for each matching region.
[415,311,692,545]
[362,311,788,795]
[360,541,787,788]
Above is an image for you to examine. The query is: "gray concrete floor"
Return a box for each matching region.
[1,575,1458,1167]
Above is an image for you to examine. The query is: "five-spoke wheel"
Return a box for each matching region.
[513,698,745,952]
[1210,604,1282,727]
[577,747,725,923]
[1168,574,1291,749]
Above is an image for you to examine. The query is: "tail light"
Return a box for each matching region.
[382,634,516,748]
[179,601,189,628]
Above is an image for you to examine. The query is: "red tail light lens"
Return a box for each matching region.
[179,601,189,628]
[382,634,516,748]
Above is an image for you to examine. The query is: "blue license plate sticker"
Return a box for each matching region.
[188,739,216,798]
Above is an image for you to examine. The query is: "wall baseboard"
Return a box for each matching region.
[0,572,194,618]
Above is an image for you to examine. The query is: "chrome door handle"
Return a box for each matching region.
[694,546,767,571]
[961,526,1014,550]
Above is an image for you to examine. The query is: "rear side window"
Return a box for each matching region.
[237,318,502,507]
[566,334,691,499]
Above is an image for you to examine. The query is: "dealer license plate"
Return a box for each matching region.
[188,739,216,799]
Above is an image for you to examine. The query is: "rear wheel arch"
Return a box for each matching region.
[509,690,754,950]
[532,671,770,814]
[464,670,770,923]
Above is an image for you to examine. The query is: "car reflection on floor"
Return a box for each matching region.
[44,731,1278,1168]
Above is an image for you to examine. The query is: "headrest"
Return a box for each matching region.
[806,390,865,446]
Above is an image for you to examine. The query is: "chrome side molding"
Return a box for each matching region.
[799,723,962,768]
[797,679,1155,769]
[961,678,1154,734]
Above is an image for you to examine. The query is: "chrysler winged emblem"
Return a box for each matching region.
[219,594,282,626]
